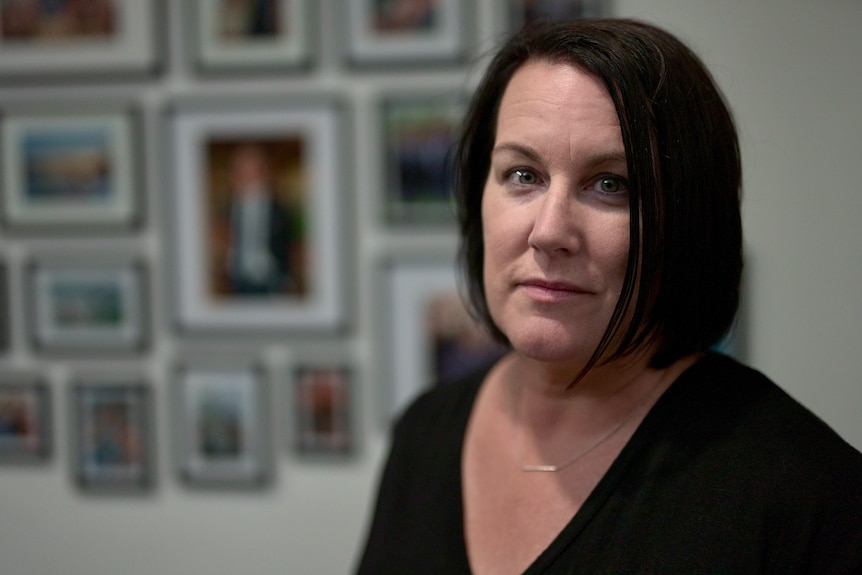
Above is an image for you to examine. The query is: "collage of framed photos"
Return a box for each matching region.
[0,0,610,493]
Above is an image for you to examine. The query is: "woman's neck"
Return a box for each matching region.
[500,351,700,449]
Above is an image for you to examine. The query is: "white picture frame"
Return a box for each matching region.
[71,378,154,492]
[345,0,468,66]
[0,104,140,232]
[191,0,313,74]
[0,0,162,80]
[167,97,348,334]
[380,254,506,419]
[293,364,352,456]
[174,363,270,487]
[28,256,147,354]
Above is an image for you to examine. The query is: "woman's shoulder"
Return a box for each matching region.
[668,352,862,481]
[393,364,490,436]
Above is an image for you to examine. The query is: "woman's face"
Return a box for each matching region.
[481,59,630,368]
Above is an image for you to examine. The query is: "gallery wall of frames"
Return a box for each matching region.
[0,0,609,493]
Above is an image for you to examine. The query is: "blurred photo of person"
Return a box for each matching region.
[218,0,279,40]
[217,142,298,296]
[89,400,141,467]
[296,368,350,454]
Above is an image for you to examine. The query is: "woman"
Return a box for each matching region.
[356,19,862,574]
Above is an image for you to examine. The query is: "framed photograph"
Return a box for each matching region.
[380,254,507,419]
[168,97,348,334]
[0,259,9,353]
[293,365,352,456]
[0,104,141,232]
[0,374,50,463]
[70,378,153,491]
[505,0,609,34]
[381,92,465,227]
[345,0,468,66]
[27,256,148,354]
[190,0,313,74]
[174,363,270,487]
[0,0,162,81]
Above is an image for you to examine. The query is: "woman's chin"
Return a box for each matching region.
[505,328,597,366]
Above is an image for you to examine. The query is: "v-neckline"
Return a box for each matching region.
[452,354,711,574]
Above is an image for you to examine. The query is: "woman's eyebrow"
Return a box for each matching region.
[491,142,541,161]
[492,142,627,167]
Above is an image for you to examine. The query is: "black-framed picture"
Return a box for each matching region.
[345,0,468,66]
[27,256,148,354]
[293,365,352,456]
[0,103,142,232]
[505,0,609,34]
[379,253,507,419]
[189,0,313,75]
[174,363,270,487]
[381,91,465,227]
[70,378,153,491]
[0,0,162,81]
[168,97,348,334]
[0,373,51,463]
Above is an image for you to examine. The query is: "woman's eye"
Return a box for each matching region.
[594,175,628,195]
[508,168,538,186]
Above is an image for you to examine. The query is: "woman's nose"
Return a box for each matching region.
[526,185,581,255]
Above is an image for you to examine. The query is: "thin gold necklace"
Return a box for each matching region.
[510,376,660,473]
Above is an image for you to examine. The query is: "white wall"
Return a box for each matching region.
[0,1,859,574]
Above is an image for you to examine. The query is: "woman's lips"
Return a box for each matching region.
[518,279,592,302]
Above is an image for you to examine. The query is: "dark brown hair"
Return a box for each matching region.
[455,19,743,372]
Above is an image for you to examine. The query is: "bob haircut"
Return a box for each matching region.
[454,18,743,372]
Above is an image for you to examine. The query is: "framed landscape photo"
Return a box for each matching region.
[174,363,270,487]
[0,0,162,81]
[0,104,141,232]
[293,365,352,456]
[0,374,51,463]
[71,378,153,491]
[380,254,507,419]
[190,0,313,74]
[345,0,468,66]
[168,97,348,334]
[381,91,464,227]
[27,256,148,354]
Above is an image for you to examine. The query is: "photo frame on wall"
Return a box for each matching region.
[293,364,352,456]
[174,362,270,487]
[380,91,465,227]
[0,0,162,81]
[27,256,148,354]
[0,259,8,353]
[0,103,142,233]
[168,97,348,334]
[379,253,507,420]
[0,373,51,463]
[70,378,153,492]
[504,0,610,34]
[190,0,314,74]
[345,0,468,66]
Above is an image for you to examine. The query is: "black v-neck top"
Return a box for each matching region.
[355,353,862,574]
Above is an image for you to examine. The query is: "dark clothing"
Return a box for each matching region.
[227,196,294,295]
[355,353,862,574]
